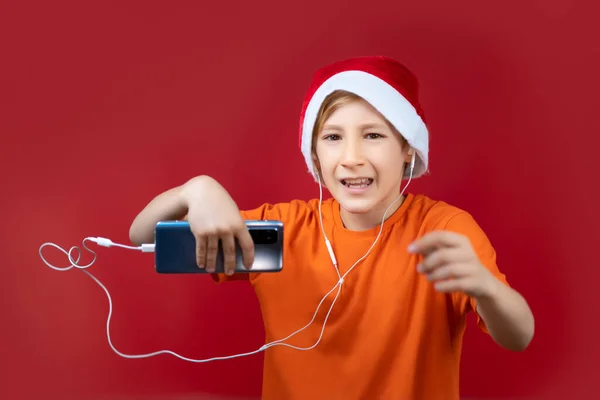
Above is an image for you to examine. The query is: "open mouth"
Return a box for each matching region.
[341,178,373,188]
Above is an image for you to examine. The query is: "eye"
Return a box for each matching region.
[366,133,384,139]
[322,134,341,141]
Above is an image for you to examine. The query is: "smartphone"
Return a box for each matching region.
[154,220,284,274]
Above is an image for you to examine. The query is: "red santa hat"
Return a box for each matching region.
[298,55,429,180]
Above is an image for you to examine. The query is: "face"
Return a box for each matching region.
[314,98,411,230]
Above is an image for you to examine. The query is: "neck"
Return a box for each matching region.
[339,195,405,231]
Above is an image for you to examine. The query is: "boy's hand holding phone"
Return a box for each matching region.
[180,176,255,275]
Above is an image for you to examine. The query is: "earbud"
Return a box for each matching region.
[410,151,416,171]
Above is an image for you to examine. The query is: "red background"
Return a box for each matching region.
[1,1,599,399]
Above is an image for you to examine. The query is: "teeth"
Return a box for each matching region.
[343,178,372,187]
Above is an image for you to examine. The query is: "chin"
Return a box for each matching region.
[339,198,378,214]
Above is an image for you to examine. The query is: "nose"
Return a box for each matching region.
[340,137,365,168]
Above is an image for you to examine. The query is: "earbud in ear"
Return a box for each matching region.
[410,151,416,171]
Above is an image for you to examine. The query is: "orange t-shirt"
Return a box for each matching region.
[213,192,509,400]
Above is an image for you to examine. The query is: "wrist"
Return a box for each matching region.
[179,175,211,206]
[475,274,502,303]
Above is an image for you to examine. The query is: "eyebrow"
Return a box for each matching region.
[322,122,387,130]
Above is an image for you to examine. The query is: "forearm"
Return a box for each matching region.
[129,177,201,245]
[475,279,535,352]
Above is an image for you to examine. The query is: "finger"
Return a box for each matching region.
[417,247,468,273]
[205,235,219,273]
[425,263,471,282]
[236,226,255,269]
[409,231,467,255]
[433,277,474,293]
[221,233,237,276]
[195,234,207,269]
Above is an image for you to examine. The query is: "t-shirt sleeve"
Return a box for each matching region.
[443,211,510,334]
[210,202,291,284]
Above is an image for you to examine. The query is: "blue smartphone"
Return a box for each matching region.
[154,220,284,274]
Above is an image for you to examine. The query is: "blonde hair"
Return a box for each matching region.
[311,90,406,175]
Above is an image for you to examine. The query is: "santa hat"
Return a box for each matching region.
[298,55,429,180]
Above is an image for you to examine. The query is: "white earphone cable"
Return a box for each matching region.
[38,157,415,361]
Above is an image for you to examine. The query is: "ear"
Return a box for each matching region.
[312,155,324,184]
[405,147,415,163]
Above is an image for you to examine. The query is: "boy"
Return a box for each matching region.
[129,56,534,399]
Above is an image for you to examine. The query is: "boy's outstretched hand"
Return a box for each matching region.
[408,231,500,299]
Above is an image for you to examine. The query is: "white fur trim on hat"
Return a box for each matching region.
[301,70,429,180]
